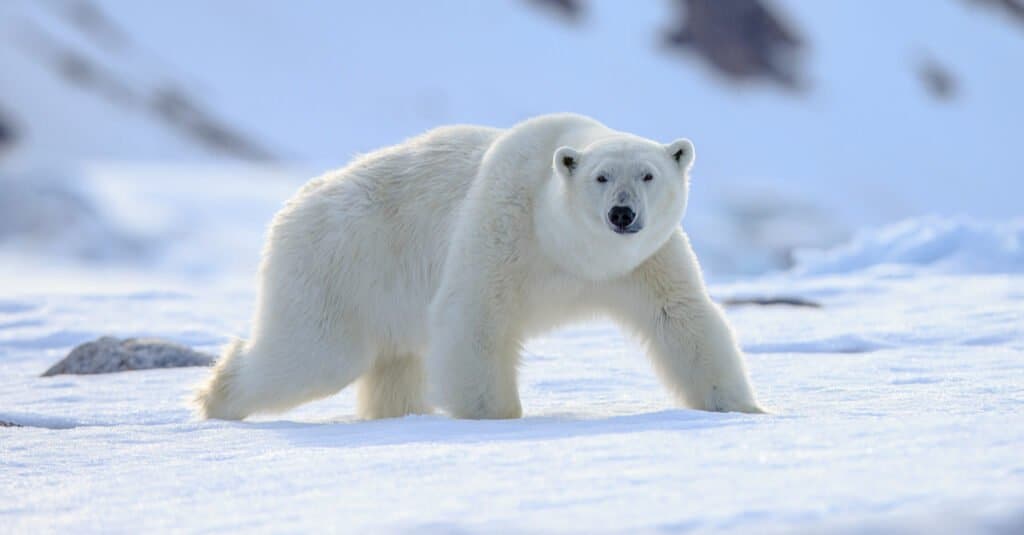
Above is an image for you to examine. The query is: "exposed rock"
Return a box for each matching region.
[722,296,822,308]
[0,420,23,427]
[59,0,130,53]
[527,0,584,21]
[42,336,214,377]
[0,109,14,154]
[967,0,1024,28]
[917,57,959,101]
[664,0,805,91]
[10,2,276,162]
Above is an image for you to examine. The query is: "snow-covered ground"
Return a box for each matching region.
[1,168,1022,533]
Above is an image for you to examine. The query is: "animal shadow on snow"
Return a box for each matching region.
[247,410,760,449]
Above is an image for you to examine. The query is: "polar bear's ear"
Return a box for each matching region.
[553,146,580,179]
[666,139,695,172]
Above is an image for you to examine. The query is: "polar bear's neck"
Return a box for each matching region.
[534,178,650,282]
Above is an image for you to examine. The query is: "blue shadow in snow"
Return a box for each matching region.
[242,409,762,449]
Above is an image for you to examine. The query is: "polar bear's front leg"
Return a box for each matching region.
[427,278,524,420]
[612,230,765,413]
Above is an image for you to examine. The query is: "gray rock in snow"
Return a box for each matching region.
[42,336,214,377]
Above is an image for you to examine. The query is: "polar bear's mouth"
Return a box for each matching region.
[611,225,642,235]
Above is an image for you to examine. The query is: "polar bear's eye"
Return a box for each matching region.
[596,175,608,183]
[643,173,653,182]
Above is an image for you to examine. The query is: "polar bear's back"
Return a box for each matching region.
[260,124,502,354]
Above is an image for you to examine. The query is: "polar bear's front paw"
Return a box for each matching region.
[707,385,768,414]
[718,402,769,414]
[445,394,522,420]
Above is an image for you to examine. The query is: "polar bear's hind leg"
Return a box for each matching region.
[357,353,431,419]
[194,329,373,420]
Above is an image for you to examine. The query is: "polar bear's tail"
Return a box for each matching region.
[193,338,252,420]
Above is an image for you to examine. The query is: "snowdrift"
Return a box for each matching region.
[792,216,1024,276]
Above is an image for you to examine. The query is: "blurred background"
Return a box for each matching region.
[1,0,1022,286]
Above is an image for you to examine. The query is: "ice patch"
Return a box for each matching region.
[792,217,1024,276]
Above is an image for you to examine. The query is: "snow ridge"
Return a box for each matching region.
[793,216,1024,275]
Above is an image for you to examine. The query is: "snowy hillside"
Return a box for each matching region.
[3,0,1024,276]
[0,0,275,165]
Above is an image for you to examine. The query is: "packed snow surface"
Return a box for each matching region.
[2,177,1022,532]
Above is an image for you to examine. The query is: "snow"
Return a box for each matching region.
[4,0,1024,275]
[0,165,307,281]
[792,216,1024,276]
[2,171,1023,531]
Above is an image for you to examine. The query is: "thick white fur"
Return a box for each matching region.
[194,113,763,420]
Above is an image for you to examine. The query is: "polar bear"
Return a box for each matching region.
[194,113,764,420]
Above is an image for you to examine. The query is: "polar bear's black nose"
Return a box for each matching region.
[608,206,636,229]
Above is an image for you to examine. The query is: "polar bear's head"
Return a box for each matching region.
[543,135,694,280]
